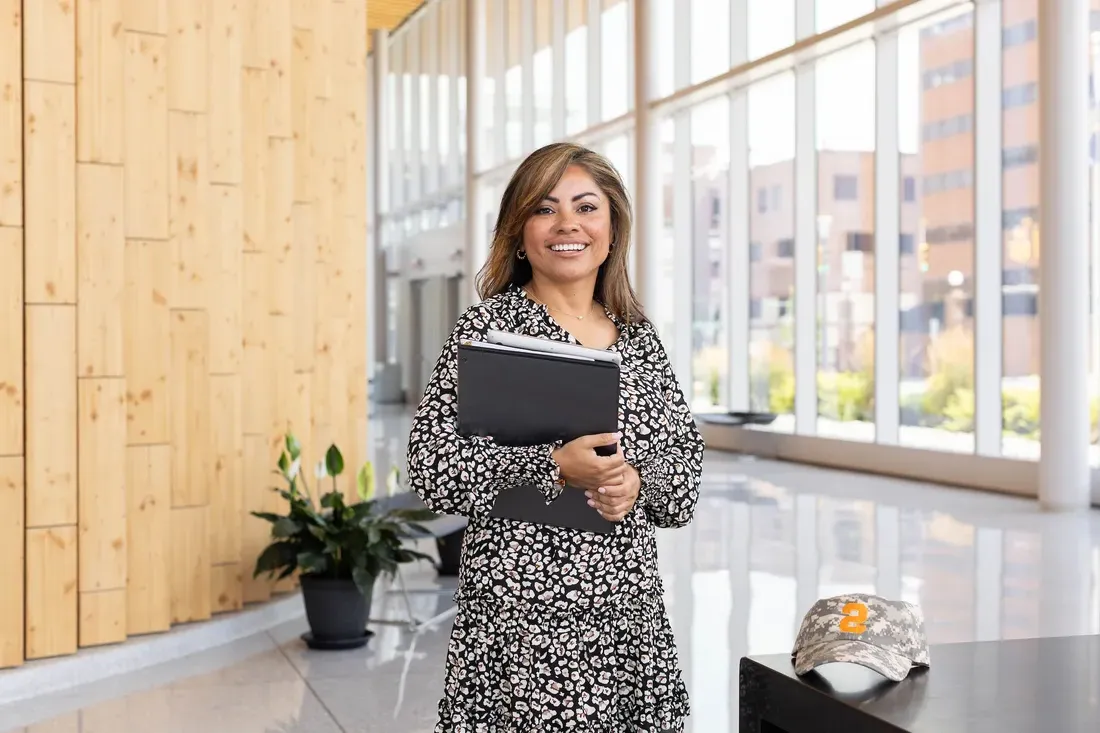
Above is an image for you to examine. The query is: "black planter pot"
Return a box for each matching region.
[299,574,375,650]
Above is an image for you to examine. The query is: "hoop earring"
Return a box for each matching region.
[516,249,527,259]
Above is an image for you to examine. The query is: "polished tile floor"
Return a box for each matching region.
[3,409,1100,732]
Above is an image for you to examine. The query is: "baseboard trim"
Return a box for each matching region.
[0,593,304,708]
[699,423,1100,507]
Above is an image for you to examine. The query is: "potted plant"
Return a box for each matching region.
[251,432,436,650]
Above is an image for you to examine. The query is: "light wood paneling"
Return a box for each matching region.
[168,111,210,311]
[211,564,244,614]
[241,67,268,253]
[0,457,23,667]
[209,375,242,565]
[123,240,170,445]
[169,506,211,624]
[208,0,242,185]
[78,377,128,592]
[167,0,208,113]
[0,0,21,226]
[170,310,211,508]
[23,81,76,305]
[25,305,77,528]
[209,184,243,375]
[122,0,167,34]
[266,0,293,139]
[26,526,78,659]
[292,204,316,375]
[241,252,272,436]
[124,32,169,240]
[0,227,22,454]
[76,0,125,165]
[23,0,76,84]
[77,163,125,378]
[291,28,314,204]
[126,444,171,635]
[5,0,369,670]
[79,589,127,647]
[240,435,272,604]
[267,137,295,316]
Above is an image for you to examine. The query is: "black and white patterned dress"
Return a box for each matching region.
[406,284,705,733]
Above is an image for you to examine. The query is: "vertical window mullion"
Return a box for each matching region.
[728,0,750,411]
[875,26,900,444]
[794,0,818,434]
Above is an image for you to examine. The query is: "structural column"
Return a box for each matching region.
[632,0,656,309]
[1038,0,1091,511]
[464,0,486,306]
[371,29,389,365]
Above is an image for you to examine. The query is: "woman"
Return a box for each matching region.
[405,142,704,732]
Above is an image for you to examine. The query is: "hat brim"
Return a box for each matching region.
[793,639,917,682]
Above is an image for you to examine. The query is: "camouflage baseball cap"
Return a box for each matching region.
[791,593,930,682]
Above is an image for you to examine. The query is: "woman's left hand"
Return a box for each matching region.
[584,447,641,522]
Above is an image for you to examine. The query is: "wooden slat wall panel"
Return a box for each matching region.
[166,0,207,113]
[170,311,211,508]
[0,457,24,667]
[126,444,170,635]
[23,81,77,305]
[26,526,78,659]
[123,32,168,241]
[24,0,76,84]
[0,227,23,454]
[0,0,22,226]
[76,0,125,165]
[4,0,369,670]
[208,0,242,186]
[25,306,78,527]
[77,163,125,378]
[123,240,171,445]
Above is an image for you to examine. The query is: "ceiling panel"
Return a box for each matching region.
[367,0,425,30]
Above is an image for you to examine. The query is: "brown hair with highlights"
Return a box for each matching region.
[475,142,646,325]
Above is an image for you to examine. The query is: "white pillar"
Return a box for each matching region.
[371,29,389,365]
[632,0,657,311]
[464,0,486,306]
[1038,0,1091,511]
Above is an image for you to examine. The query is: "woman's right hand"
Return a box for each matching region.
[552,432,625,492]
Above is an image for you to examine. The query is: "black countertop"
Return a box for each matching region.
[740,634,1100,733]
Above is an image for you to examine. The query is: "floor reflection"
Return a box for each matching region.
[2,408,1099,732]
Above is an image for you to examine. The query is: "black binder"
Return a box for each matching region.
[456,339,620,533]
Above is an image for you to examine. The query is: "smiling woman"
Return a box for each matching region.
[406,142,704,732]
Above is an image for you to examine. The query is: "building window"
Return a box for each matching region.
[750,241,762,261]
[757,187,768,213]
[899,233,915,254]
[1002,145,1038,169]
[1002,20,1037,48]
[845,232,874,252]
[903,176,916,202]
[923,169,974,195]
[922,113,973,142]
[1003,82,1037,109]
[777,238,794,258]
[922,58,973,90]
[834,174,858,201]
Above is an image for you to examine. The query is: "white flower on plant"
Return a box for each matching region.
[315,460,327,480]
[287,458,301,481]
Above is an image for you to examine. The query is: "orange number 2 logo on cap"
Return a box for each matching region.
[839,602,868,634]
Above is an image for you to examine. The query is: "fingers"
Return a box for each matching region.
[578,431,622,449]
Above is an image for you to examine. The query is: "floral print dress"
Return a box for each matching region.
[405,285,705,733]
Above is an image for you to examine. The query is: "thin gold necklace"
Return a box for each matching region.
[527,289,594,320]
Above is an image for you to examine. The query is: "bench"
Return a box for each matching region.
[370,491,468,633]
[739,634,1100,732]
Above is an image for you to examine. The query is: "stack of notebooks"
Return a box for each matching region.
[456,330,621,533]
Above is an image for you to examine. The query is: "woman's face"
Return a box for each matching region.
[521,164,612,287]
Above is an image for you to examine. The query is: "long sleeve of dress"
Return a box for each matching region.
[634,335,704,529]
[405,305,564,518]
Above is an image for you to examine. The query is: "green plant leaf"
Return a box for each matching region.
[297,551,328,575]
[351,567,376,599]
[277,451,289,474]
[324,444,344,476]
[250,511,284,524]
[357,461,374,501]
[272,517,301,538]
[286,432,301,460]
[253,542,297,578]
